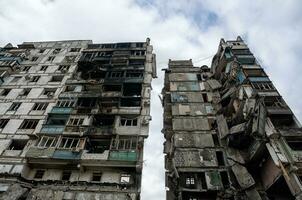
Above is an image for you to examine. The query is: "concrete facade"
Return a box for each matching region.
[162,37,302,199]
[0,39,156,200]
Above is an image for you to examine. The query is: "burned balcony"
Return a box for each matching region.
[76,97,98,113]
[121,97,141,107]
[123,83,142,97]
[40,115,69,135]
[81,138,111,161]
[92,115,115,135]
[102,84,122,97]
[77,65,106,80]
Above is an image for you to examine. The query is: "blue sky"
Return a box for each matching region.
[1,0,302,199]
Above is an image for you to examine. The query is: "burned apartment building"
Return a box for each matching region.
[162,36,302,200]
[0,39,156,200]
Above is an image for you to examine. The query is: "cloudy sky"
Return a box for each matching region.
[1,0,302,199]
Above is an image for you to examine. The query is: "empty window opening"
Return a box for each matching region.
[58,65,70,72]
[243,69,266,77]
[111,137,137,150]
[8,102,21,111]
[34,170,45,179]
[126,71,143,78]
[0,119,9,129]
[19,119,39,129]
[97,51,112,57]
[67,118,84,126]
[123,83,142,96]
[199,172,207,189]
[22,66,31,72]
[77,98,97,108]
[220,171,229,188]
[120,117,138,126]
[33,102,48,111]
[202,93,208,102]
[37,136,58,148]
[87,139,111,153]
[120,174,131,184]
[107,71,123,78]
[43,88,56,96]
[212,134,220,146]
[62,171,72,181]
[103,84,121,92]
[121,97,141,107]
[31,56,38,62]
[50,75,63,82]
[1,89,11,96]
[70,48,80,52]
[46,115,68,125]
[8,139,27,150]
[131,50,145,56]
[287,141,302,151]
[57,100,76,107]
[129,59,145,66]
[92,172,102,182]
[19,89,30,97]
[197,74,202,81]
[39,49,45,53]
[40,65,48,71]
[52,48,61,54]
[216,151,225,166]
[30,76,40,82]
[93,115,115,127]
[64,56,76,62]
[264,96,286,108]
[47,56,55,62]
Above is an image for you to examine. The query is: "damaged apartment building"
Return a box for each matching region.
[162,36,302,200]
[0,39,156,199]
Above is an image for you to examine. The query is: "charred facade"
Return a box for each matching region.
[0,39,156,200]
[163,37,302,199]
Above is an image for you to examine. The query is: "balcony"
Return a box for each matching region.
[108,150,138,162]
[40,125,65,134]
[52,150,81,160]
[236,55,255,64]
[50,107,73,114]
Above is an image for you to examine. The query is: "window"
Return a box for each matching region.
[32,103,48,111]
[22,66,31,72]
[57,100,76,107]
[107,71,123,78]
[43,88,56,96]
[31,57,38,62]
[202,93,208,102]
[47,56,55,62]
[186,177,195,185]
[120,174,131,184]
[0,119,9,129]
[87,139,111,153]
[50,76,63,82]
[125,71,143,78]
[8,102,21,111]
[11,76,21,83]
[19,119,39,129]
[120,118,138,126]
[103,84,121,92]
[39,49,45,53]
[251,82,275,90]
[58,137,84,149]
[216,151,225,166]
[1,89,11,96]
[34,170,45,179]
[40,65,48,71]
[111,137,137,150]
[77,98,96,108]
[8,139,27,150]
[92,172,102,182]
[131,50,145,56]
[67,118,84,126]
[30,76,40,82]
[37,136,58,148]
[18,89,30,97]
[69,48,80,52]
[64,56,76,63]
[58,65,70,72]
[62,171,72,181]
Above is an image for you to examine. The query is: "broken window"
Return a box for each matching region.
[22,66,31,72]
[87,139,111,153]
[58,65,70,72]
[1,89,11,96]
[34,170,45,179]
[129,59,145,66]
[243,69,266,77]
[8,102,21,111]
[116,43,131,48]
[131,50,145,56]
[120,117,138,126]
[216,151,225,166]
[46,115,68,125]
[69,48,80,52]
[199,172,207,189]
[39,49,45,53]
[202,93,208,102]
[18,89,30,98]
[120,174,131,184]
[32,102,48,111]
[93,115,115,127]
[286,140,302,151]
[40,65,48,71]
[31,56,38,62]
[37,136,58,148]
[43,88,56,96]
[30,76,40,82]
[103,84,121,92]
[120,97,141,107]
[123,83,142,96]
[92,172,102,182]
[19,119,39,129]
[111,137,137,150]
[197,74,202,81]
[57,100,76,107]
[67,118,84,126]
[50,75,63,82]
[64,56,76,62]
[58,137,84,149]
[8,139,28,150]
[0,119,9,129]
[251,82,275,90]
[52,48,61,54]
[47,56,55,62]
[62,171,72,181]
[220,171,229,188]
[264,96,286,108]
[77,98,97,108]
[125,71,143,78]
[107,71,123,78]
[97,51,113,57]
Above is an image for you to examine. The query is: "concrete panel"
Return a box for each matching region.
[2,119,22,134]
[15,103,34,115]
[0,103,11,114]
[28,88,44,98]
[174,133,214,148]
[101,171,120,183]
[172,117,210,131]
[0,140,11,154]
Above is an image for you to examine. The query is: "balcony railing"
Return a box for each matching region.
[108,150,137,161]
[40,125,65,134]
[50,107,73,114]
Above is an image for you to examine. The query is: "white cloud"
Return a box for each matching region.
[0,0,301,199]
